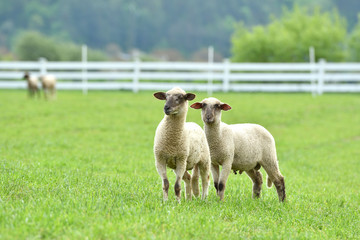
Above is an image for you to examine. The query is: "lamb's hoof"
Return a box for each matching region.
[252,194,261,199]
[219,194,225,201]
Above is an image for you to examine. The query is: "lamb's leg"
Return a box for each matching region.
[174,161,187,202]
[261,161,286,202]
[211,164,220,195]
[273,176,286,202]
[246,169,263,199]
[183,171,192,200]
[31,89,36,98]
[218,162,232,201]
[155,160,169,201]
[191,164,200,197]
[43,89,48,100]
[199,162,210,200]
[51,87,56,100]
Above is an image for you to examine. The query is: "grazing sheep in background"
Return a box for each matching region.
[191,97,286,202]
[40,74,56,100]
[153,87,211,202]
[23,72,39,98]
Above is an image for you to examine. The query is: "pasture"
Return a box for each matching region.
[0,90,359,239]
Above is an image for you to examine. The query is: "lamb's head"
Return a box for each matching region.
[190,97,231,124]
[153,87,196,116]
[23,72,30,80]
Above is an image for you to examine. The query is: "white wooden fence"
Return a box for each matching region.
[1,58,360,94]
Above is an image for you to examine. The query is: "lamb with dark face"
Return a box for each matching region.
[23,72,39,98]
[191,97,286,202]
[154,90,195,116]
[153,87,211,202]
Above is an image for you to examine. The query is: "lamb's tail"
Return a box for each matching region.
[267,175,273,188]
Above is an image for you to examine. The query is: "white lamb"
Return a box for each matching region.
[191,97,286,202]
[40,74,56,99]
[23,72,39,98]
[153,87,211,202]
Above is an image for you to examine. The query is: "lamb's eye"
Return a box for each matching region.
[214,104,220,108]
[202,103,207,108]
[175,95,183,103]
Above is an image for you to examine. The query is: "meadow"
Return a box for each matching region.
[0,90,359,239]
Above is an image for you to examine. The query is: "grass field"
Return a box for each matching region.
[0,90,359,239]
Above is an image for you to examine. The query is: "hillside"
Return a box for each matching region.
[0,0,359,58]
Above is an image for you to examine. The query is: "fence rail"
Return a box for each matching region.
[1,59,360,94]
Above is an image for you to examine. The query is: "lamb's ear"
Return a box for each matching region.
[184,93,196,101]
[153,92,166,100]
[220,103,231,111]
[190,102,203,109]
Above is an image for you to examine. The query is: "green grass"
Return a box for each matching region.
[1,90,359,239]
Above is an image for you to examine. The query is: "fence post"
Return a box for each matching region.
[223,58,230,92]
[39,57,47,76]
[207,46,214,96]
[317,58,326,95]
[133,57,140,93]
[82,45,88,95]
[309,46,316,96]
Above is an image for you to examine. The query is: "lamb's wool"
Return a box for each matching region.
[153,87,211,202]
[191,97,286,202]
[40,74,56,99]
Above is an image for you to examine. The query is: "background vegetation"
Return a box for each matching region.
[14,31,107,61]
[0,91,359,239]
[0,0,360,61]
[231,7,347,62]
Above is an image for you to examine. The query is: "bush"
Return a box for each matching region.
[348,14,360,62]
[13,31,107,61]
[231,6,347,62]
[14,31,61,61]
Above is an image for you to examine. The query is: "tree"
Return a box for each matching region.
[348,15,360,61]
[13,31,107,61]
[231,6,347,62]
[14,31,62,61]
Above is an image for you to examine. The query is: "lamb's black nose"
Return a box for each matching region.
[164,105,171,115]
[205,115,213,123]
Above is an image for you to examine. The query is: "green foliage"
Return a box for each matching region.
[231,6,347,62]
[13,31,107,61]
[14,31,61,61]
[2,0,359,58]
[0,90,359,239]
[87,49,108,61]
[348,14,360,61]
[333,0,360,30]
[57,42,107,61]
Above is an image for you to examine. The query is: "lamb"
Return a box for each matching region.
[40,74,56,99]
[190,97,286,202]
[23,72,39,98]
[153,87,211,202]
